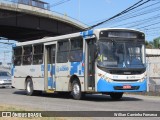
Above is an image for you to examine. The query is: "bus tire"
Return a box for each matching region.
[71,80,83,100]
[26,78,34,96]
[110,92,123,100]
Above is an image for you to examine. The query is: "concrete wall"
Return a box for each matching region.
[146,56,160,93]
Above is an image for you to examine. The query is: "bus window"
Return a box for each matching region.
[13,47,22,66]
[33,44,43,65]
[23,46,32,65]
[69,37,83,62]
[57,40,69,63]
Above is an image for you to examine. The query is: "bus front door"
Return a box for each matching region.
[44,43,56,90]
[85,38,95,91]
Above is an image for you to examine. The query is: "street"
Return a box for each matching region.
[0,88,160,111]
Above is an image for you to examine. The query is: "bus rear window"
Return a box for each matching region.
[23,46,32,65]
[13,47,22,66]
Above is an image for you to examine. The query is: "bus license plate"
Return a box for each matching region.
[123,85,131,89]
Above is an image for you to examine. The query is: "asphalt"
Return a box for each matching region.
[0,88,160,120]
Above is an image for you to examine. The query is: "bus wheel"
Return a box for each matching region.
[110,92,123,100]
[71,80,82,100]
[26,78,34,96]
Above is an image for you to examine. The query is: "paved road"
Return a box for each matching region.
[0,88,160,119]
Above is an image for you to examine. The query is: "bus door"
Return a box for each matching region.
[44,42,57,90]
[85,38,96,91]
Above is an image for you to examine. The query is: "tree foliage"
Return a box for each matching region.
[145,41,154,49]
[153,37,160,49]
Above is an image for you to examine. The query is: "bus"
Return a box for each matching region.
[12,28,147,100]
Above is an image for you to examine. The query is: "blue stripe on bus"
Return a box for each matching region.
[41,64,53,72]
[70,62,84,75]
[48,77,53,87]
[11,67,14,76]
[51,65,55,75]
[48,64,51,71]
[12,44,16,48]
[80,30,93,37]
[97,78,147,92]
[41,65,44,71]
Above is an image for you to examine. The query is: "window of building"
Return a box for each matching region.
[57,40,69,63]
[33,44,43,65]
[69,37,83,62]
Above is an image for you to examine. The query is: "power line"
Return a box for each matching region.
[85,0,151,30]
[103,3,160,27]
[87,0,160,26]
[50,0,71,8]
[137,21,160,29]
[112,14,160,28]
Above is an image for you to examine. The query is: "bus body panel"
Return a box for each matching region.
[96,67,146,92]
[97,78,147,92]
[55,62,84,91]
[12,77,25,89]
[55,62,70,91]
[32,78,45,91]
[12,65,44,90]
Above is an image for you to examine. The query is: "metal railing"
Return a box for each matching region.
[2,0,50,10]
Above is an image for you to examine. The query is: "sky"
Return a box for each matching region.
[44,0,139,24]
[44,0,160,41]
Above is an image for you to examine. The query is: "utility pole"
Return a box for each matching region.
[78,0,80,20]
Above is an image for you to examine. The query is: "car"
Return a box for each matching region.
[0,71,12,88]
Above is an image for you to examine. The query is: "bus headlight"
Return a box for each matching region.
[139,77,146,82]
[105,77,112,82]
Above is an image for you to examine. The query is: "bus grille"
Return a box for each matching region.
[112,79,139,82]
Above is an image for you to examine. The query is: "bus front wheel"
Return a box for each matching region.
[26,78,34,96]
[110,92,123,100]
[71,80,83,100]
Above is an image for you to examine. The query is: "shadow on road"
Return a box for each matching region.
[13,89,142,102]
[82,94,142,102]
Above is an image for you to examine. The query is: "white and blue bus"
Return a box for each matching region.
[12,28,147,100]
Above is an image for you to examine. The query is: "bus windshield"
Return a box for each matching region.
[97,39,145,69]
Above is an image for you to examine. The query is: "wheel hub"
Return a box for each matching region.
[27,81,31,93]
[73,83,80,95]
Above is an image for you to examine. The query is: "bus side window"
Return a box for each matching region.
[69,37,83,62]
[33,44,43,64]
[23,46,32,65]
[13,47,22,66]
[57,40,69,63]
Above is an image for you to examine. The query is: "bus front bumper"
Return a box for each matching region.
[97,78,147,92]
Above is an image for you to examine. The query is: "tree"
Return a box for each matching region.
[153,37,160,49]
[145,41,154,49]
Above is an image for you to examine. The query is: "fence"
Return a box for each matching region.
[2,0,50,10]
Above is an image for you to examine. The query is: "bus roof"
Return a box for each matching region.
[95,28,144,33]
[14,28,144,47]
[15,32,80,46]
